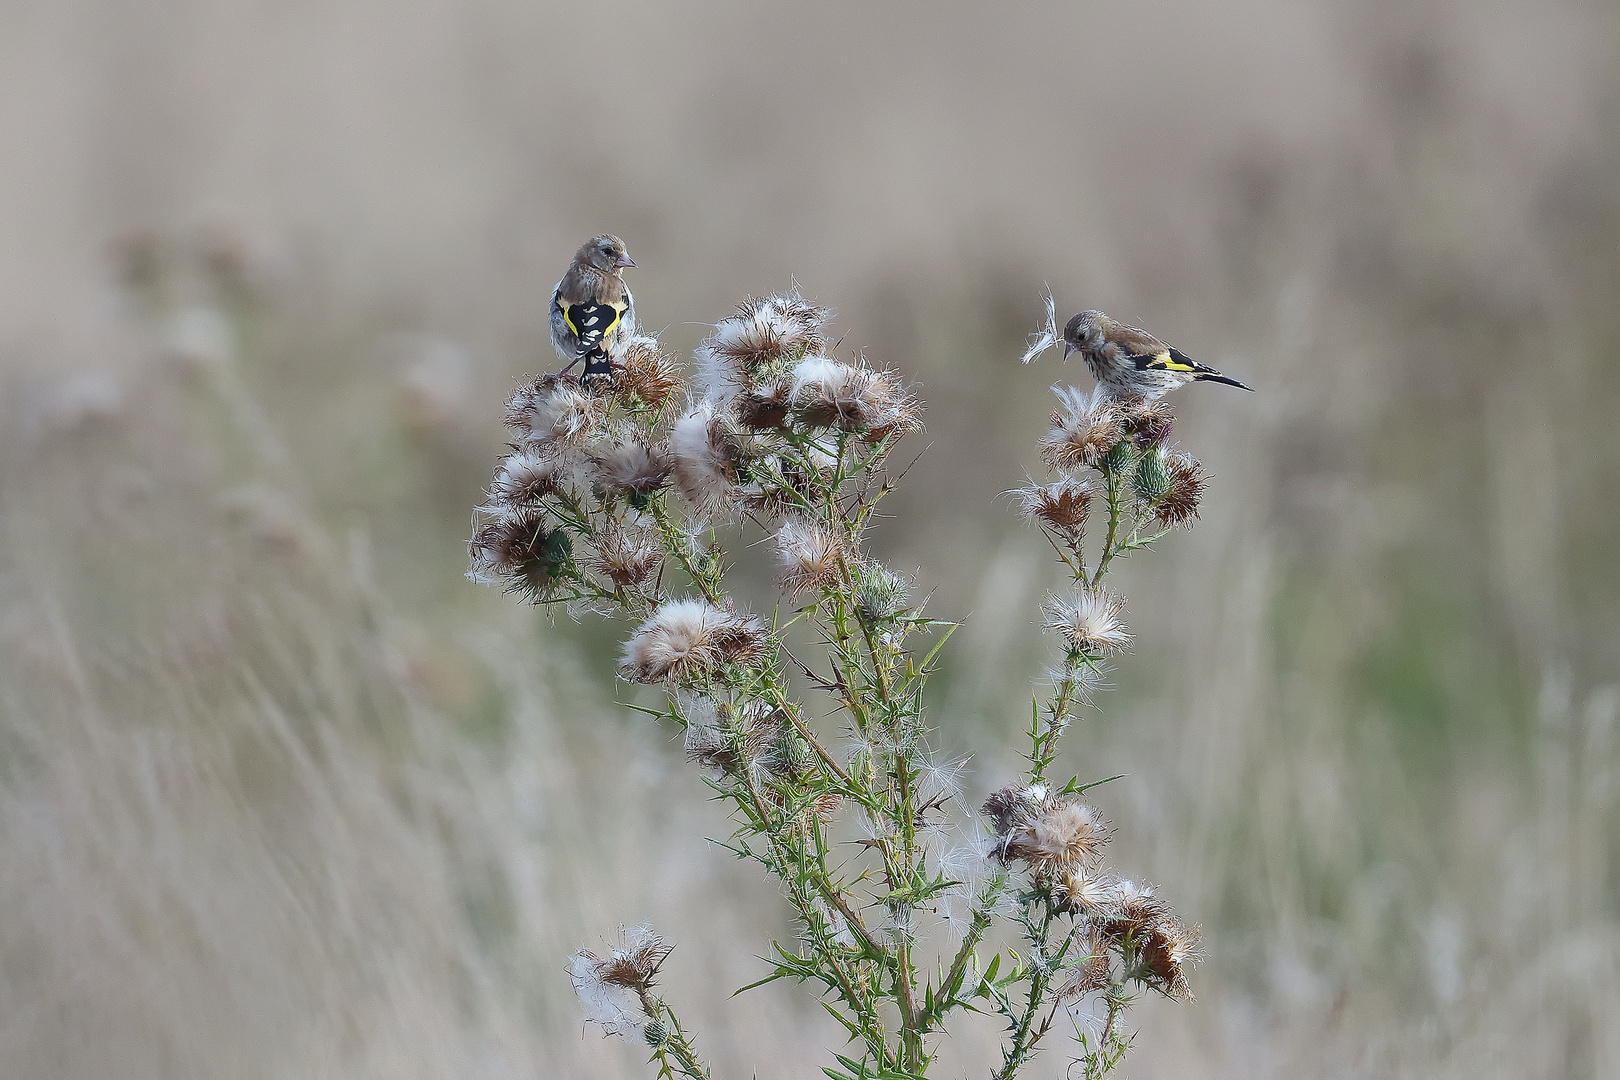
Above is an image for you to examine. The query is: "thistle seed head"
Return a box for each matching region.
[1012,475,1093,533]
[694,293,830,400]
[588,524,663,587]
[1040,386,1123,470]
[1139,915,1202,1001]
[668,404,740,510]
[588,434,672,499]
[467,508,573,601]
[790,357,919,436]
[1099,880,1170,940]
[1057,924,1114,999]
[735,379,794,430]
[1155,452,1207,528]
[490,449,570,508]
[774,517,845,595]
[568,950,641,1037]
[998,799,1111,874]
[596,927,674,990]
[1042,587,1132,654]
[505,375,603,445]
[612,335,683,411]
[981,784,1045,836]
[1054,866,1119,918]
[619,598,768,684]
[1116,395,1175,449]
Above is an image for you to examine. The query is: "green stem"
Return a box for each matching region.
[1089,471,1125,588]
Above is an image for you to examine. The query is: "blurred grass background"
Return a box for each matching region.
[2,1,1617,1076]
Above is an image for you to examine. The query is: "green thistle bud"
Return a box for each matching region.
[1131,447,1172,504]
[540,526,573,566]
[1099,438,1136,477]
[855,565,911,624]
[643,1020,668,1048]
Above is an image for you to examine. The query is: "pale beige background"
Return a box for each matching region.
[1,1,1616,1077]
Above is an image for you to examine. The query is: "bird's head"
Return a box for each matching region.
[582,234,636,273]
[1062,310,1108,356]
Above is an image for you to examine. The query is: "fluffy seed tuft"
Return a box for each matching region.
[589,524,663,588]
[1042,587,1132,654]
[504,375,603,445]
[619,598,769,684]
[668,404,744,511]
[774,517,844,595]
[1040,385,1123,470]
[790,357,919,436]
[588,434,671,499]
[490,449,569,507]
[983,787,1110,874]
[612,335,683,411]
[1012,475,1093,532]
[694,294,831,400]
[569,927,674,1038]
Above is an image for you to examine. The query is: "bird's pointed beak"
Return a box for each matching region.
[615,255,636,268]
[1063,340,1077,357]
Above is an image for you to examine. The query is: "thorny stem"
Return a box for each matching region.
[1090,471,1125,588]
[650,498,722,605]
[734,764,898,1072]
[638,991,711,1080]
[996,905,1076,1080]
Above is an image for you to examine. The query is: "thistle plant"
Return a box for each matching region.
[468,291,1206,1079]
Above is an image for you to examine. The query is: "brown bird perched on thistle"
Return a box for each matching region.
[550,235,637,380]
[1063,310,1251,400]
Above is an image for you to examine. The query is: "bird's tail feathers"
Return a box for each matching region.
[1194,371,1254,391]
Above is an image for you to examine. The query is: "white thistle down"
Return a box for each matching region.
[1041,586,1133,654]
[1021,289,1060,364]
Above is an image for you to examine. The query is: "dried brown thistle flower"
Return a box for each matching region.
[589,524,663,587]
[1098,880,1169,941]
[613,334,683,411]
[668,405,747,510]
[1053,866,1118,918]
[1057,925,1114,999]
[569,927,674,1037]
[790,357,919,435]
[504,375,603,445]
[1115,395,1175,449]
[758,777,841,823]
[1012,476,1092,533]
[619,598,769,684]
[466,508,573,601]
[588,434,672,499]
[684,721,734,770]
[1042,587,1132,654]
[1040,386,1123,470]
[490,449,569,507]
[980,784,1043,837]
[1138,915,1201,1001]
[1154,452,1207,528]
[694,293,830,399]
[775,517,845,595]
[984,786,1110,874]
[735,379,793,430]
